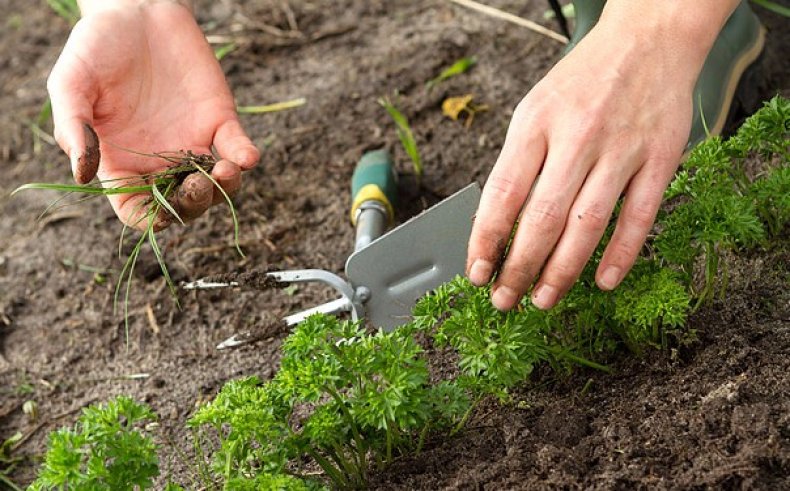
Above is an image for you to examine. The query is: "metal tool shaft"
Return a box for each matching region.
[354,202,388,251]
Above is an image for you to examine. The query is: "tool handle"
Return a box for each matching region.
[350,149,397,226]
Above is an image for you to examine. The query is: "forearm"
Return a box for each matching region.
[77,0,194,16]
[587,0,741,87]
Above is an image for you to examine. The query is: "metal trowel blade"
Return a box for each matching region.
[345,182,481,331]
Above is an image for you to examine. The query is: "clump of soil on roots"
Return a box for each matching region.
[197,269,290,291]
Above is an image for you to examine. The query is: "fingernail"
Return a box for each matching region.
[532,284,558,310]
[599,266,622,290]
[468,259,494,286]
[492,286,518,311]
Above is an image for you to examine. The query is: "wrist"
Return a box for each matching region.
[597,1,739,63]
[77,0,193,17]
[587,1,740,89]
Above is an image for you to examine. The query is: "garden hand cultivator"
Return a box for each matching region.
[183,150,481,345]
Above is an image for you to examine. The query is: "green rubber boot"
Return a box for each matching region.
[562,0,766,150]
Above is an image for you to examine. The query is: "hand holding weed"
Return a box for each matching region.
[47,1,259,230]
[467,1,739,311]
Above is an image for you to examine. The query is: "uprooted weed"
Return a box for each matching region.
[13,149,243,344]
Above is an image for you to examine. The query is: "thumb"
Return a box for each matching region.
[213,118,260,171]
[47,48,100,184]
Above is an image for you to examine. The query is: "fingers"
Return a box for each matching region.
[530,163,628,309]
[118,173,214,231]
[466,122,547,287]
[171,173,214,223]
[213,118,260,170]
[490,144,593,311]
[111,192,162,233]
[210,159,242,205]
[47,47,100,184]
[596,162,673,291]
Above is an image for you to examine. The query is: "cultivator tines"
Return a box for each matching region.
[185,150,482,348]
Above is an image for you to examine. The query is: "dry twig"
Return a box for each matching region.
[447,0,568,44]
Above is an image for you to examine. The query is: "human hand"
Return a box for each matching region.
[466,2,737,311]
[47,0,259,230]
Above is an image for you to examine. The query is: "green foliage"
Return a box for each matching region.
[427,278,549,391]
[189,377,293,478]
[191,315,467,488]
[30,396,159,491]
[226,474,321,491]
[749,166,790,236]
[613,263,691,349]
[657,96,788,304]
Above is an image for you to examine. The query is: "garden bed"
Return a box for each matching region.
[1,1,788,488]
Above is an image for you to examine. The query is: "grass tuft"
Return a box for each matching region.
[14,150,244,343]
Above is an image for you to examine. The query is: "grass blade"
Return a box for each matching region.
[114,232,146,315]
[237,97,306,114]
[751,0,790,17]
[123,240,142,350]
[148,215,179,305]
[151,182,184,226]
[190,164,245,258]
[12,183,152,196]
[426,56,476,89]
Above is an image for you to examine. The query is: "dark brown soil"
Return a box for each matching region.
[195,269,289,290]
[1,1,787,489]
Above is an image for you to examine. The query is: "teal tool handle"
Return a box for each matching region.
[350,149,397,225]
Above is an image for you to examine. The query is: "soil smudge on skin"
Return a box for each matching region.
[76,124,100,184]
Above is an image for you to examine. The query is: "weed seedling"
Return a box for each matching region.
[379,97,423,180]
[425,56,476,89]
[13,149,244,342]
